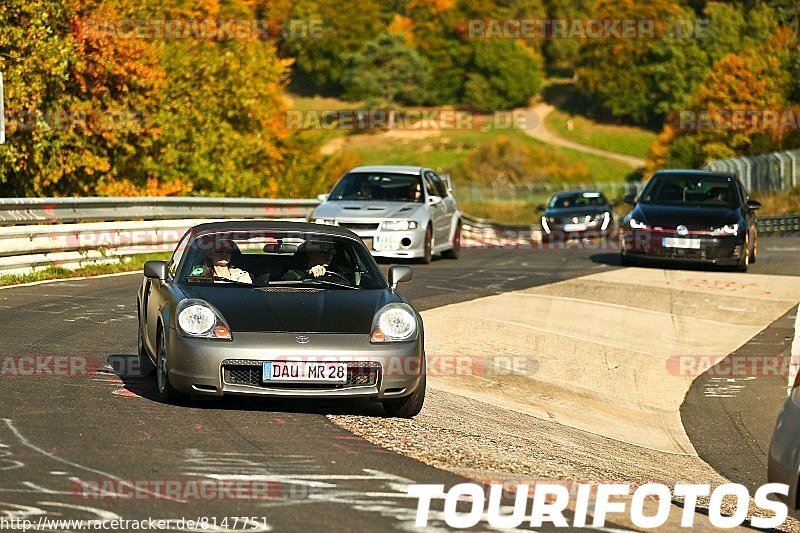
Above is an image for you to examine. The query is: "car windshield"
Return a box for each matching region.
[179,230,386,290]
[639,174,738,207]
[549,191,608,209]
[329,172,424,202]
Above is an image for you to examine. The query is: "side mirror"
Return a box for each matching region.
[746,199,761,210]
[316,193,329,202]
[427,195,442,205]
[144,260,168,282]
[623,193,636,205]
[388,265,413,290]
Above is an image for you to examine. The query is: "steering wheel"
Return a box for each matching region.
[316,270,351,284]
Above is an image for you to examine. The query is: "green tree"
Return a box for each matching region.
[343,33,433,121]
[281,0,385,93]
[463,40,543,111]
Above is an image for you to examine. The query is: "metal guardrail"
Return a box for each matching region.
[758,215,800,235]
[0,197,319,226]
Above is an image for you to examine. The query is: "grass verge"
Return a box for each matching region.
[545,108,657,159]
[0,252,171,288]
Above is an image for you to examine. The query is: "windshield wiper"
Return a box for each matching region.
[212,276,253,287]
[300,279,358,290]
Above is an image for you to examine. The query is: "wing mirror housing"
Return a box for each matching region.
[317,193,329,202]
[746,199,761,210]
[622,193,636,205]
[427,195,442,205]
[388,265,413,291]
[144,260,169,282]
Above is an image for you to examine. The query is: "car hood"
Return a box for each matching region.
[178,285,403,333]
[543,205,610,218]
[631,203,740,229]
[314,201,424,220]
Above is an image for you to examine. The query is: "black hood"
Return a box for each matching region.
[631,203,741,229]
[544,205,610,218]
[178,285,402,333]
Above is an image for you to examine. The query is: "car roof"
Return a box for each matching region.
[188,220,359,239]
[652,169,736,179]
[552,189,605,197]
[347,165,425,175]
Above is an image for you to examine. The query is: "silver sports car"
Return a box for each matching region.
[311,165,462,263]
[768,383,800,509]
[137,220,426,417]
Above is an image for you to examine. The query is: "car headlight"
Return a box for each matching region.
[541,216,550,234]
[380,220,418,231]
[314,218,336,226]
[711,224,739,236]
[177,299,231,340]
[600,211,611,231]
[371,303,418,342]
[629,218,649,229]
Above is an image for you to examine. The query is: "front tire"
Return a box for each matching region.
[382,371,426,418]
[419,226,433,264]
[736,234,750,272]
[156,329,185,404]
[138,325,156,377]
[441,221,461,259]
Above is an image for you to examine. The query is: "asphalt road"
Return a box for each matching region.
[1,237,798,531]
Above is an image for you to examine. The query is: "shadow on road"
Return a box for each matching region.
[108,354,388,417]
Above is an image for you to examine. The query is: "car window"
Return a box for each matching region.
[640,174,739,207]
[180,231,387,290]
[329,172,424,203]
[549,192,608,209]
[427,171,449,198]
[169,230,192,277]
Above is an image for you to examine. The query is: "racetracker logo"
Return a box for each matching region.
[462,18,710,40]
[70,479,282,500]
[409,482,788,528]
[666,355,790,378]
[0,355,99,377]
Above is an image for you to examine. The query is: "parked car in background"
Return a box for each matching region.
[311,166,462,264]
[540,189,617,242]
[619,170,759,271]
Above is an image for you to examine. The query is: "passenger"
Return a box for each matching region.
[193,241,252,284]
[409,182,423,202]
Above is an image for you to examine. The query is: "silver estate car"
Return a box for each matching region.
[137,221,426,418]
[311,166,462,263]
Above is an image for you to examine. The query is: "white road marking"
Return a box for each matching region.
[0,419,186,503]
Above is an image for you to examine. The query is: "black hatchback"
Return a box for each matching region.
[540,189,617,242]
[620,170,760,271]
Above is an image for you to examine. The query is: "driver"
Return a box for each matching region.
[281,245,335,281]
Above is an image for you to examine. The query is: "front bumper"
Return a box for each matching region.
[319,221,428,258]
[620,229,745,265]
[165,329,424,400]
